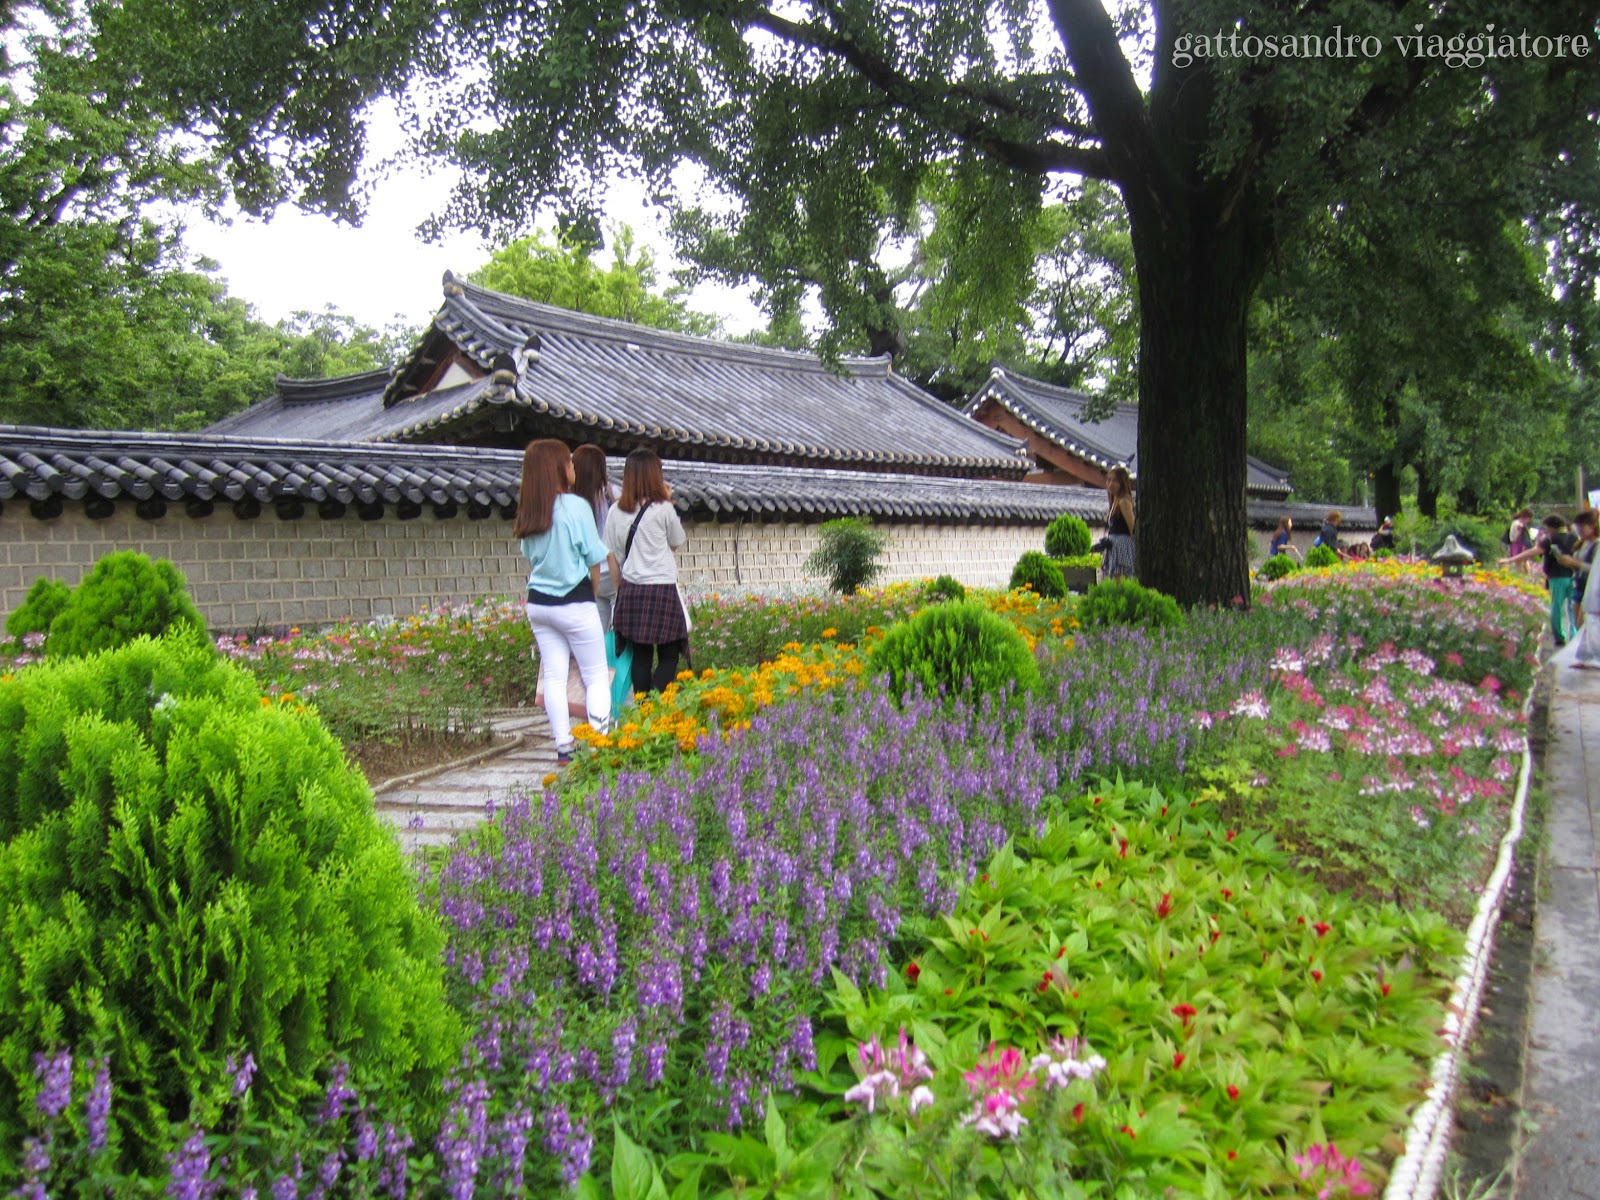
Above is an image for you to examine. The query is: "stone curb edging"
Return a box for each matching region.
[369,731,530,798]
[1382,684,1537,1200]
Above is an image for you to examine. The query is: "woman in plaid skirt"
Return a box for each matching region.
[1104,464,1136,579]
[603,449,690,696]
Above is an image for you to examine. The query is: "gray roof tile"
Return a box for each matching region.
[213,278,1031,477]
[966,368,1293,497]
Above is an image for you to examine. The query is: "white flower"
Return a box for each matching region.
[908,1086,935,1114]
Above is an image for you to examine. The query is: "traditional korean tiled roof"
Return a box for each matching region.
[210,277,1032,478]
[965,368,1293,498]
[0,427,1097,524]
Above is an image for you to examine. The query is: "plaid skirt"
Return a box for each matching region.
[612,581,690,646]
[1103,533,1137,579]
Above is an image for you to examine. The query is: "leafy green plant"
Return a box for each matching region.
[794,778,1463,1198]
[1304,544,1341,570]
[0,633,461,1173]
[44,551,208,659]
[1009,551,1066,599]
[1076,578,1184,630]
[5,577,71,639]
[805,518,891,595]
[1259,553,1299,581]
[1054,553,1101,570]
[869,602,1040,703]
[1045,513,1092,559]
[922,574,966,604]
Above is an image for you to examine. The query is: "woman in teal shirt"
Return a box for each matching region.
[514,439,611,763]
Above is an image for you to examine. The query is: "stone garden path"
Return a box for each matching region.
[371,709,560,852]
[1515,655,1600,1198]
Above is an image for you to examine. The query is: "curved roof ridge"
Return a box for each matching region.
[449,275,894,377]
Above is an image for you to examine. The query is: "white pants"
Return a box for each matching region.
[525,601,611,750]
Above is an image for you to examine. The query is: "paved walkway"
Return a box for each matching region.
[371,709,560,851]
[1517,654,1600,1198]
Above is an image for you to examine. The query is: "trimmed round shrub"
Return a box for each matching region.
[869,602,1040,703]
[922,574,967,604]
[1304,544,1341,570]
[1259,553,1299,581]
[45,551,208,659]
[1076,578,1185,631]
[1009,551,1066,599]
[5,576,71,639]
[0,633,461,1172]
[805,517,891,594]
[1044,513,1092,559]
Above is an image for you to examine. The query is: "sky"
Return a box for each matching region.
[178,120,766,340]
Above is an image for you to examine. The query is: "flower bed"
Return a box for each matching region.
[215,599,540,745]
[2,565,1547,1196]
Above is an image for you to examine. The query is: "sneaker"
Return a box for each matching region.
[555,744,576,767]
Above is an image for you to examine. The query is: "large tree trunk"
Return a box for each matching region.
[1129,216,1254,609]
[1373,462,1402,523]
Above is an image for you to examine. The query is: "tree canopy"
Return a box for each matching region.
[470,226,721,336]
[0,3,403,430]
[48,0,1600,601]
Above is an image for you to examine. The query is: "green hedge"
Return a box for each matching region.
[0,634,461,1172]
[870,602,1040,704]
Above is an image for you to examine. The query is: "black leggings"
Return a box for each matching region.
[630,639,688,695]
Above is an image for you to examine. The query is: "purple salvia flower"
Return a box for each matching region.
[85,1056,111,1154]
[32,1050,72,1120]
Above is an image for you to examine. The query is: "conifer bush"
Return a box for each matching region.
[0,634,461,1173]
[1259,553,1299,581]
[4,576,71,639]
[44,551,208,659]
[1008,550,1066,599]
[1044,512,1092,559]
[1304,544,1341,570]
[869,601,1040,704]
[921,574,966,603]
[1076,578,1185,631]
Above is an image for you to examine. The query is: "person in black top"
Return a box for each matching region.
[1502,514,1580,646]
[1312,511,1342,552]
[1369,517,1395,552]
[1103,465,1136,579]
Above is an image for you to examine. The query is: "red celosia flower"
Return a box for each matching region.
[1311,969,1324,984]
[1172,1053,1185,1069]
[1227,1085,1241,1101]
[905,962,921,984]
[1056,946,1066,959]
[1156,893,1173,919]
[1171,1003,1197,1024]
[1225,830,1237,842]
[1381,983,1391,997]
[1314,922,1332,938]
[1210,930,1222,943]
[1071,1102,1085,1123]
[1221,887,1233,900]
[1119,1124,1137,1139]
[1297,915,1307,925]
[1227,1150,1238,1161]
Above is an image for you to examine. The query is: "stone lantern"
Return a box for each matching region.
[1432,535,1476,579]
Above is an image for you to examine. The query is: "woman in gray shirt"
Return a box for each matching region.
[604,449,690,696]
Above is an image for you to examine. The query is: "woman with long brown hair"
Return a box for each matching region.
[602,448,689,696]
[514,438,611,764]
[1103,464,1136,579]
[571,443,617,631]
